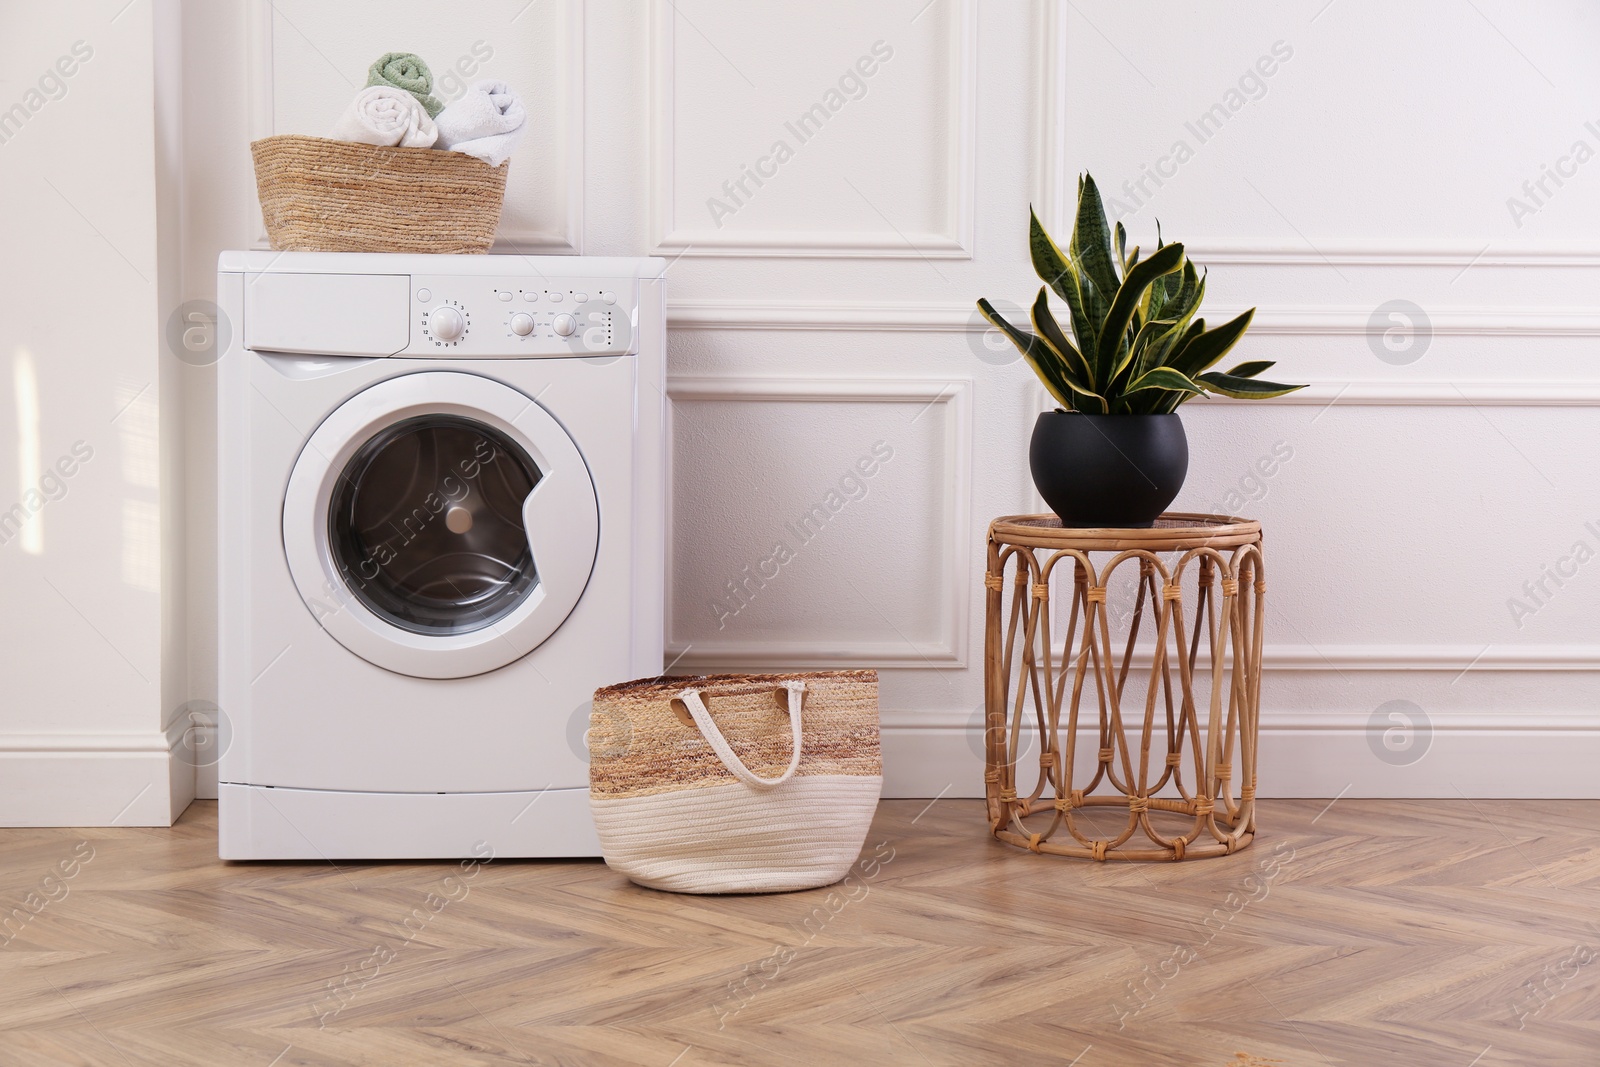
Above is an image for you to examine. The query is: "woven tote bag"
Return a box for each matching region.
[589,671,882,894]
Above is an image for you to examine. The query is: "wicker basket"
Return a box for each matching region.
[589,671,883,894]
[250,135,508,254]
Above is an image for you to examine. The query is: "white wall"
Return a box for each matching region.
[8,0,1596,823]
[0,0,190,825]
[1042,1,1600,797]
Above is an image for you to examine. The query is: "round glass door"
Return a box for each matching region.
[281,371,600,679]
[328,415,541,635]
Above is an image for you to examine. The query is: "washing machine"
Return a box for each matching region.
[215,252,665,860]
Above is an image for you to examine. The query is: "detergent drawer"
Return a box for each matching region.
[244,272,410,356]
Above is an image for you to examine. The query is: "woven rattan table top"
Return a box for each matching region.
[988,512,1261,552]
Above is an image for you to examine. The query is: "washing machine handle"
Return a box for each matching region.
[520,460,600,609]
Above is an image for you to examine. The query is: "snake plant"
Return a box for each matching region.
[978,174,1305,414]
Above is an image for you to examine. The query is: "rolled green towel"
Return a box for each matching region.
[366,52,443,117]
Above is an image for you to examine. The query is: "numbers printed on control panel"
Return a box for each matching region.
[411,281,631,355]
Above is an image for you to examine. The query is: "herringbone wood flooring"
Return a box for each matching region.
[2,799,1598,1066]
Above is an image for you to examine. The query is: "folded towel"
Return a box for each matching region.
[330,85,438,148]
[434,80,526,167]
[366,51,443,117]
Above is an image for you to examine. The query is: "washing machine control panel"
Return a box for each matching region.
[405,276,637,358]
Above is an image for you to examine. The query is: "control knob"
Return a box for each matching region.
[510,312,535,337]
[429,306,465,341]
[552,313,577,337]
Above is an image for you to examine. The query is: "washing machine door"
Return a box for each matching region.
[282,371,599,679]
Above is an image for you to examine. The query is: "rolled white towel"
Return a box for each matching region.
[330,85,438,148]
[434,80,525,167]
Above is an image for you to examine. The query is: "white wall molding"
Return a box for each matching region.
[491,0,585,255]
[1030,4,1600,274]
[665,376,972,668]
[668,299,1600,338]
[885,707,1600,732]
[1209,381,1600,407]
[668,303,1600,405]
[1224,306,1600,338]
[1032,0,1070,235]
[1266,644,1600,671]
[1076,643,1600,672]
[669,639,962,670]
[880,717,1600,799]
[650,0,977,258]
[1183,245,1600,269]
[668,300,974,331]
[652,232,972,258]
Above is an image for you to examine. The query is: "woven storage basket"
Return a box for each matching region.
[589,671,882,894]
[250,135,508,254]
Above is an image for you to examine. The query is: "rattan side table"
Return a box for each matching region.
[983,513,1264,861]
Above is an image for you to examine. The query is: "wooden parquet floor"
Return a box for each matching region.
[2,799,1599,1066]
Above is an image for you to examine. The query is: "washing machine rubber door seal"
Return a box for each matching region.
[282,371,599,679]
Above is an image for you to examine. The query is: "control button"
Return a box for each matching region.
[429,306,465,341]
[548,291,563,302]
[583,327,609,348]
[552,313,577,337]
[510,312,535,337]
[417,288,432,302]
[601,291,617,304]
[445,506,474,534]
[573,292,589,303]
[522,291,538,302]
[497,291,513,302]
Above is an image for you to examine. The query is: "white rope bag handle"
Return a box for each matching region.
[678,680,805,790]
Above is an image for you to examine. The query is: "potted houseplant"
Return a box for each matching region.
[978,174,1305,528]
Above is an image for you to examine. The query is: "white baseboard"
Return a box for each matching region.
[23,714,1593,827]
[0,725,194,827]
[880,713,1600,800]
[196,755,219,800]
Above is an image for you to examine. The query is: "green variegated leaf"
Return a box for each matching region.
[1110,317,1179,399]
[1053,373,1109,413]
[975,298,1036,358]
[1197,371,1307,399]
[1126,366,1204,395]
[1059,267,1104,374]
[1133,292,1200,382]
[979,298,1108,413]
[1168,309,1254,378]
[1158,390,1191,414]
[1030,288,1095,387]
[1135,315,1207,413]
[991,177,1304,413]
[1160,262,1204,327]
[1135,331,1176,383]
[1071,174,1122,300]
[1138,309,1198,381]
[1097,242,1186,387]
[1152,257,1184,322]
[1144,274,1165,326]
[1170,317,1205,355]
[976,298,1069,409]
[1029,207,1074,301]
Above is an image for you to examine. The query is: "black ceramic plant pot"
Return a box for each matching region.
[1029,411,1189,528]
